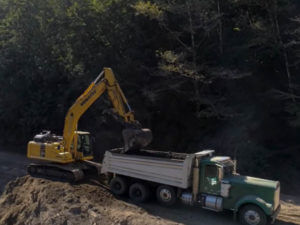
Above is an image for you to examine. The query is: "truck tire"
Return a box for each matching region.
[239,204,267,225]
[156,185,176,206]
[129,183,150,203]
[109,176,128,196]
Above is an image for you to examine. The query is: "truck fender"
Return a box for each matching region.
[234,195,273,216]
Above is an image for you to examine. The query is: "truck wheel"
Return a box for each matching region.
[156,185,176,206]
[129,183,150,203]
[109,176,128,196]
[239,205,267,225]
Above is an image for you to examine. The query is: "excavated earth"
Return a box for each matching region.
[0,176,300,225]
[0,176,175,225]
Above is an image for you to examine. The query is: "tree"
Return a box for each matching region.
[0,0,143,143]
[134,0,226,117]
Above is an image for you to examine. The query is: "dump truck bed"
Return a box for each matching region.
[101,148,196,189]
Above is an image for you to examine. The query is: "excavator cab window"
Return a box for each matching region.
[77,134,92,157]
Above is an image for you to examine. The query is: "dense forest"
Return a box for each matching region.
[0,0,299,192]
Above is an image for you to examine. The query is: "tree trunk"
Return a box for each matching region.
[267,0,295,102]
[217,0,223,55]
[186,0,201,115]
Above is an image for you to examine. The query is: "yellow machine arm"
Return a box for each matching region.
[63,67,138,153]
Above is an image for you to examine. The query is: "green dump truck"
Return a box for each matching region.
[101,149,280,225]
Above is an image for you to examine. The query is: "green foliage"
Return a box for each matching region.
[0,0,140,142]
[134,1,163,20]
[157,50,205,80]
[138,0,221,79]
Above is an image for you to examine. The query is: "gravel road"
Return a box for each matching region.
[0,148,29,193]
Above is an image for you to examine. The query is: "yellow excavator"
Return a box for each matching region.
[27,67,152,181]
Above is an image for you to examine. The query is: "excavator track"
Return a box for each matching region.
[27,161,102,182]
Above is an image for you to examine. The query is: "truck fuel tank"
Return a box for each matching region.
[180,192,223,211]
[202,195,223,212]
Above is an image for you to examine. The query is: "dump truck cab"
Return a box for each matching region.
[199,156,281,225]
[199,156,234,195]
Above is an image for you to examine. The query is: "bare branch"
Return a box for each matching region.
[269,89,300,100]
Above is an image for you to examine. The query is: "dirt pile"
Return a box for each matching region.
[0,176,177,225]
[1,176,300,225]
[279,194,300,225]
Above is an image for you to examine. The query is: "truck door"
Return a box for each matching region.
[202,165,222,195]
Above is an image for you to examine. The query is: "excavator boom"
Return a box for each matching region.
[63,67,152,154]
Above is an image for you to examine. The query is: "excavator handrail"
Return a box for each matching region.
[94,70,105,84]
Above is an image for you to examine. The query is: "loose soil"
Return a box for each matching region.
[0,176,299,225]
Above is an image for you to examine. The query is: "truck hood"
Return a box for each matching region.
[225,175,278,189]
[223,175,280,214]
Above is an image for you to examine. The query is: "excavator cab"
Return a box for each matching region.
[73,131,93,160]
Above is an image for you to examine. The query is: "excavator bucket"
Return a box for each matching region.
[122,128,152,153]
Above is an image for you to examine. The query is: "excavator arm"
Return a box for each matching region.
[63,67,151,153]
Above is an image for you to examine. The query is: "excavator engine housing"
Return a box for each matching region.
[28,131,93,164]
[33,131,62,143]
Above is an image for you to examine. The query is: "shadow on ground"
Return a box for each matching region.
[123,197,299,225]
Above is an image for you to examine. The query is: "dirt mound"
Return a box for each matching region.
[1,176,300,225]
[0,176,177,225]
[279,194,300,225]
